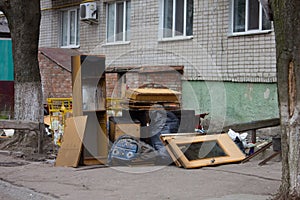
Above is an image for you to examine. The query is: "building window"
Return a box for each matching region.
[61,9,79,47]
[106,1,131,43]
[160,0,193,39]
[232,0,271,34]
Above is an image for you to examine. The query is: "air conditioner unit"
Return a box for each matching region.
[80,2,97,22]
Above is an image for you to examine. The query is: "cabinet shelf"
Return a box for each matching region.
[72,55,108,165]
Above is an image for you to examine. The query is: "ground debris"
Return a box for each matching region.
[0,161,28,167]
[0,129,56,162]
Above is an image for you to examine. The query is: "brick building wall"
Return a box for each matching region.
[6,0,278,124]
[40,1,60,47]
[126,69,182,92]
[38,52,72,103]
[83,0,276,83]
[39,0,276,83]
[38,0,279,123]
[105,73,119,97]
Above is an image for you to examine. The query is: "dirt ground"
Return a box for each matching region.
[0,151,281,200]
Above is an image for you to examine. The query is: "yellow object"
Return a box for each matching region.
[47,98,72,113]
[47,98,73,146]
[44,115,51,126]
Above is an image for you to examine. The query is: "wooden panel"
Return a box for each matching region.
[55,116,87,167]
[160,136,182,167]
[126,88,180,102]
[71,55,83,116]
[83,111,108,161]
[105,65,184,74]
[72,55,106,116]
[71,55,107,166]
[83,157,106,166]
[222,118,280,133]
[110,122,140,141]
[160,133,246,169]
[0,120,39,130]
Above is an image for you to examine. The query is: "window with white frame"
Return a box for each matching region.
[106,1,131,43]
[231,0,271,34]
[160,0,193,39]
[61,9,79,47]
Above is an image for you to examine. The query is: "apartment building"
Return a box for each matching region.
[39,0,279,124]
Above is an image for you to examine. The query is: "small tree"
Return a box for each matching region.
[0,0,43,122]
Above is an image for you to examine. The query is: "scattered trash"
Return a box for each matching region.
[0,161,28,167]
[148,107,179,163]
[3,129,14,137]
[227,129,256,154]
[46,98,72,147]
[195,112,209,134]
[44,159,56,165]
[108,135,159,166]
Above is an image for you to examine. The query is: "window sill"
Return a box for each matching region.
[102,41,131,46]
[228,30,272,37]
[60,45,80,49]
[158,35,193,42]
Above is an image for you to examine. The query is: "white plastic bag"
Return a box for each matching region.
[228,129,251,148]
[228,129,240,140]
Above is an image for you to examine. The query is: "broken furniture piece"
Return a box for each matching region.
[56,61,190,167]
[258,137,281,165]
[126,88,180,102]
[241,141,272,163]
[55,116,87,167]
[258,151,281,166]
[109,116,140,142]
[222,118,280,164]
[160,133,246,169]
[124,88,181,110]
[71,55,108,166]
[114,85,195,164]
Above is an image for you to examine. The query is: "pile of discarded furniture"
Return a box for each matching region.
[55,55,281,169]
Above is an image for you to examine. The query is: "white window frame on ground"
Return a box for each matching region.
[231,0,271,36]
[61,9,80,48]
[106,1,131,44]
[159,0,193,41]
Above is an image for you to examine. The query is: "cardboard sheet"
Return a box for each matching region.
[55,116,87,167]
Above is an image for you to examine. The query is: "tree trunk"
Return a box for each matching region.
[0,0,42,122]
[271,0,300,199]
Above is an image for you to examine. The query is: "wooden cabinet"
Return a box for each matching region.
[109,116,140,141]
[71,55,108,165]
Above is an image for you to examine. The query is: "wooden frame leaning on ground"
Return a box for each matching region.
[160,133,246,169]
